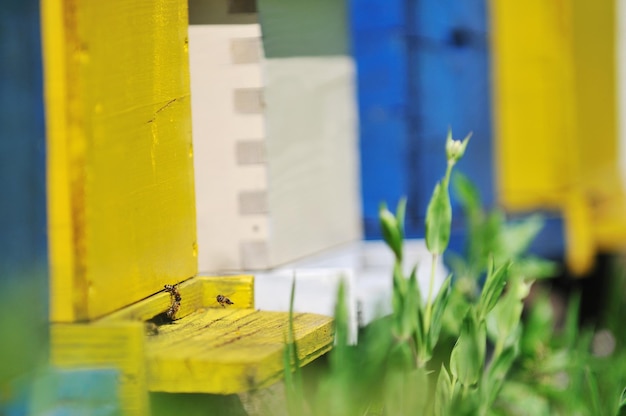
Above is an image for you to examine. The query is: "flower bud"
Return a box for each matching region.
[445,129,472,164]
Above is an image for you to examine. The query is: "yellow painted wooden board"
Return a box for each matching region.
[42,0,197,321]
[53,275,334,400]
[490,0,577,210]
[102,275,255,323]
[571,0,618,198]
[146,308,333,393]
[490,0,620,274]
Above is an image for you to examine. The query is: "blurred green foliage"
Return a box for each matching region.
[283,131,626,416]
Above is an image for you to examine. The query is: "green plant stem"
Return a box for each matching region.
[409,335,419,368]
[424,252,438,334]
[444,160,454,186]
[424,161,453,333]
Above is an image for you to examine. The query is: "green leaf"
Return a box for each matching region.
[380,203,403,262]
[452,171,482,224]
[284,277,304,416]
[283,335,297,415]
[498,382,551,416]
[406,266,424,345]
[384,368,429,415]
[486,289,523,349]
[287,276,299,367]
[619,386,626,410]
[429,274,452,352]
[396,197,407,240]
[520,290,554,356]
[334,279,349,345]
[499,214,545,259]
[435,364,452,416]
[510,256,558,280]
[425,181,452,255]
[393,260,407,298]
[585,366,602,416]
[450,310,486,386]
[477,260,510,321]
[441,287,471,336]
[484,346,517,408]
[389,341,414,370]
[562,291,581,349]
[409,265,423,310]
[392,262,406,337]
[540,349,572,374]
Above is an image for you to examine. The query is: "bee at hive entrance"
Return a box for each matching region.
[163,283,182,320]
[216,294,234,308]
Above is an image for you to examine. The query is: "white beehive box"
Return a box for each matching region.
[254,239,447,344]
[189,23,361,272]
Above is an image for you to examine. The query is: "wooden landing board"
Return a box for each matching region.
[53,275,334,401]
[146,308,333,393]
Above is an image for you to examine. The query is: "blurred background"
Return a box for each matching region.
[188,0,624,327]
[188,0,624,275]
[2,0,626,411]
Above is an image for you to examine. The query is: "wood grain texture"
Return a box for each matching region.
[145,308,333,393]
[51,322,149,415]
[43,0,197,322]
[52,275,332,395]
[101,275,255,322]
[197,275,255,309]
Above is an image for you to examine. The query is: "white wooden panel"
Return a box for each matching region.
[263,56,362,266]
[191,27,361,272]
[190,24,269,272]
[254,240,447,343]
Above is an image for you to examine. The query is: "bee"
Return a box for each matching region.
[164,284,182,320]
[164,284,182,302]
[216,294,234,308]
[166,299,181,320]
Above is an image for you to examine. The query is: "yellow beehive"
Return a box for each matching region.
[490,0,623,274]
[42,1,332,413]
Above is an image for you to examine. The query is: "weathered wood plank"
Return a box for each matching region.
[146,308,333,393]
[100,275,331,394]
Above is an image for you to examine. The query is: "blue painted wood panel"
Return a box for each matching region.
[352,0,494,255]
[0,0,48,397]
[409,1,493,251]
[353,26,409,234]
